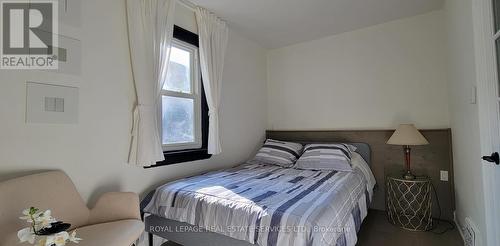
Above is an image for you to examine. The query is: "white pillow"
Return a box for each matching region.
[294,143,356,171]
[248,139,303,167]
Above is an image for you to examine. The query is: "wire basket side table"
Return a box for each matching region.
[386,176,432,231]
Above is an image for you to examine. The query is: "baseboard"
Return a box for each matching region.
[454,211,466,244]
[454,211,481,246]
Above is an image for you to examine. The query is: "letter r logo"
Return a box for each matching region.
[1,1,54,55]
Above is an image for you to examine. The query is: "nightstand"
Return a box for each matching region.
[385,175,432,231]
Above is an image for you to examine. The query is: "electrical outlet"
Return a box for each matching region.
[440,170,449,181]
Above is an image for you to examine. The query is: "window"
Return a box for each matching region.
[148,26,211,168]
[161,41,201,151]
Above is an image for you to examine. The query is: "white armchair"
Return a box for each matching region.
[0,171,144,246]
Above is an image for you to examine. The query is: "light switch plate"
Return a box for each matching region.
[440,170,449,181]
[26,82,78,124]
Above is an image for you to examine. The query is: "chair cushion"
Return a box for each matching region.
[1,220,144,246]
[75,219,144,246]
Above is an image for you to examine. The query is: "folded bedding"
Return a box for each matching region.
[144,152,375,246]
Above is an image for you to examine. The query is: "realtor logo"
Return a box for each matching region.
[0,0,58,69]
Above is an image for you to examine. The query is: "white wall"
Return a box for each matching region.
[444,0,487,244]
[0,0,268,205]
[267,11,449,130]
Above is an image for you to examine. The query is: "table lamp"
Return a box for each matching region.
[387,124,429,179]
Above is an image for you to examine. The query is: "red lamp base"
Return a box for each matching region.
[403,145,415,180]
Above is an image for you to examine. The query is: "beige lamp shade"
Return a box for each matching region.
[387,124,429,145]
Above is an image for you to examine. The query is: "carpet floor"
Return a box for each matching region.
[357,210,463,246]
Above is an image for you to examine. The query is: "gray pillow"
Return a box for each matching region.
[294,143,356,171]
[248,139,303,167]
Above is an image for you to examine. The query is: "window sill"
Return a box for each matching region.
[144,148,212,168]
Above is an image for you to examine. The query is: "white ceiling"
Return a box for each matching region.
[189,0,444,49]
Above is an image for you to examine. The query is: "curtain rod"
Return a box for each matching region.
[176,0,228,24]
[177,0,196,11]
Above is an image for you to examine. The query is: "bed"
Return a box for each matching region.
[142,143,375,246]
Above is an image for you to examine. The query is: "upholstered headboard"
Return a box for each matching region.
[349,143,371,165]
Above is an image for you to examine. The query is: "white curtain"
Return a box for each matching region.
[126,0,176,166]
[195,7,229,155]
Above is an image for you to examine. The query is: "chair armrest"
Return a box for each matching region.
[88,192,141,225]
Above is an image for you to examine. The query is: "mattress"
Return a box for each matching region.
[144,154,375,246]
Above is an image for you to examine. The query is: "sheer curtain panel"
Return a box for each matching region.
[126,0,176,166]
[195,7,229,155]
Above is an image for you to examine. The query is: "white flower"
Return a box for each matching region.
[17,227,36,244]
[19,209,31,222]
[18,207,82,246]
[34,210,56,229]
[19,208,39,222]
[43,231,68,246]
[53,231,70,246]
[69,230,82,243]
[36,238,47,246]
[44,235,55,246]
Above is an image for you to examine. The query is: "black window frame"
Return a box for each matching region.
[145,25,211,169]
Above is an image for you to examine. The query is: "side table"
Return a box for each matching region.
[386,175,432,231]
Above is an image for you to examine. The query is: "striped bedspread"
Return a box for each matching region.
[144,163,373,246]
